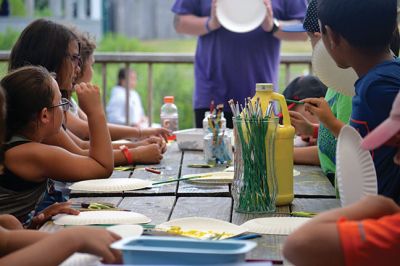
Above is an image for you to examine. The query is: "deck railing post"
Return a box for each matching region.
[147,63,153,127]
[125,63,131,126]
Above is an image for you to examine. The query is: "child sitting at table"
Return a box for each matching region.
[0,85,121,265]
[0,66,113,225]
[303,0,400,202]
[289,0,353,185]
[282,75,327,147]
[283,92,400,266]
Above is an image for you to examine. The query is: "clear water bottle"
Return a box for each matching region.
[160,96,179,141]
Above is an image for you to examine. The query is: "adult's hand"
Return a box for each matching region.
[208,0,221,31]
[261,0,274,32]
[29,202,79,229]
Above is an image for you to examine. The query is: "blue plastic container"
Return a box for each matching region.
[111,236,257,265]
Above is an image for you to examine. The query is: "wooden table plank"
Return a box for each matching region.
[124,143,182,196]
[170,197,232,222]
[178,151,231,196]
[246,235,288,263]
[118,196,175,225]
[231,205,291,225]
[294,165,336,197]
[291,198,340,213]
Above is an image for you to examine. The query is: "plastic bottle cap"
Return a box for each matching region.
[164,96,174,103]
[256,83,274,91]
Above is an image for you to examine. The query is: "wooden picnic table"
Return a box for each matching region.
[43,142,340,265]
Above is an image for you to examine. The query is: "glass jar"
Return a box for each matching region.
[232,117,279,213]
[203,132,232,165]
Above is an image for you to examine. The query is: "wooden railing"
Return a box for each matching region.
[0,51,311,125]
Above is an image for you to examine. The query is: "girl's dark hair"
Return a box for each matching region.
[8,19,79,87]
[70,27,96,79]
[318,0,397,54]
[1,66,55,140]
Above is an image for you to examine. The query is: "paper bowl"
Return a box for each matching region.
[312,40,357,97]
[53,211,151,225]
[217,0,266,33]
[336,126,377,207]
[69,178,152,192]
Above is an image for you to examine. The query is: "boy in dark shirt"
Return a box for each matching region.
[304,0,400,202]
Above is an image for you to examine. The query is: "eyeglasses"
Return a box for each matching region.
[48,98,71,112]
[66,53,82,67]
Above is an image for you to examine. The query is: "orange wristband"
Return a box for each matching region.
[119,145,133,164]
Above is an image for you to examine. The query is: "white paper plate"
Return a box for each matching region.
[53,211,151,225]
[156,217,247,239]
[217,0,266,33]
[69,178,152,192]
[240,217,310,235]
[336,125,377,207]
[312,40,357,97]
[184,172,234,184]
[60,253,100,266]
[106,224,143,238]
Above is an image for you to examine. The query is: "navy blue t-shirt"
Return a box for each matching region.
[350,59,400,203]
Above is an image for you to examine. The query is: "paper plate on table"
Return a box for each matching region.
[69,178,151,192]
[240,217,310,235]
[312,40,357,97]
[60,253,100,266]
[217,0,266,33]
[336,126,377,207]
[53,211,151,225]
[156,217,247,240]
[183,172,234,184]
[107,224,143,238]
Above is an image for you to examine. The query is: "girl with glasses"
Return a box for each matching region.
[0,66,113,225]
[7,19,169,211]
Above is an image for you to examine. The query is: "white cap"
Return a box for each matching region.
[256,83,273,91]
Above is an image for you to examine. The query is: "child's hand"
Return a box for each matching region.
[142,128,171,142]
[66,227,122,264]
[75,83,102,117]
[132,144,163,164]
[145,136,167,153]
[289,111,316,137]
[303,98,336,126]
[30,202,79,229]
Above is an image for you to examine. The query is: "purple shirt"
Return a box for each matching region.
[172,0,307,111]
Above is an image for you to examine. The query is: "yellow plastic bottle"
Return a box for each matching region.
[251,83,295,206]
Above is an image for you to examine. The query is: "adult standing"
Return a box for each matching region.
[172,0,307,128]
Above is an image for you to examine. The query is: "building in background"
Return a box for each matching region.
[0,0,183,41]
